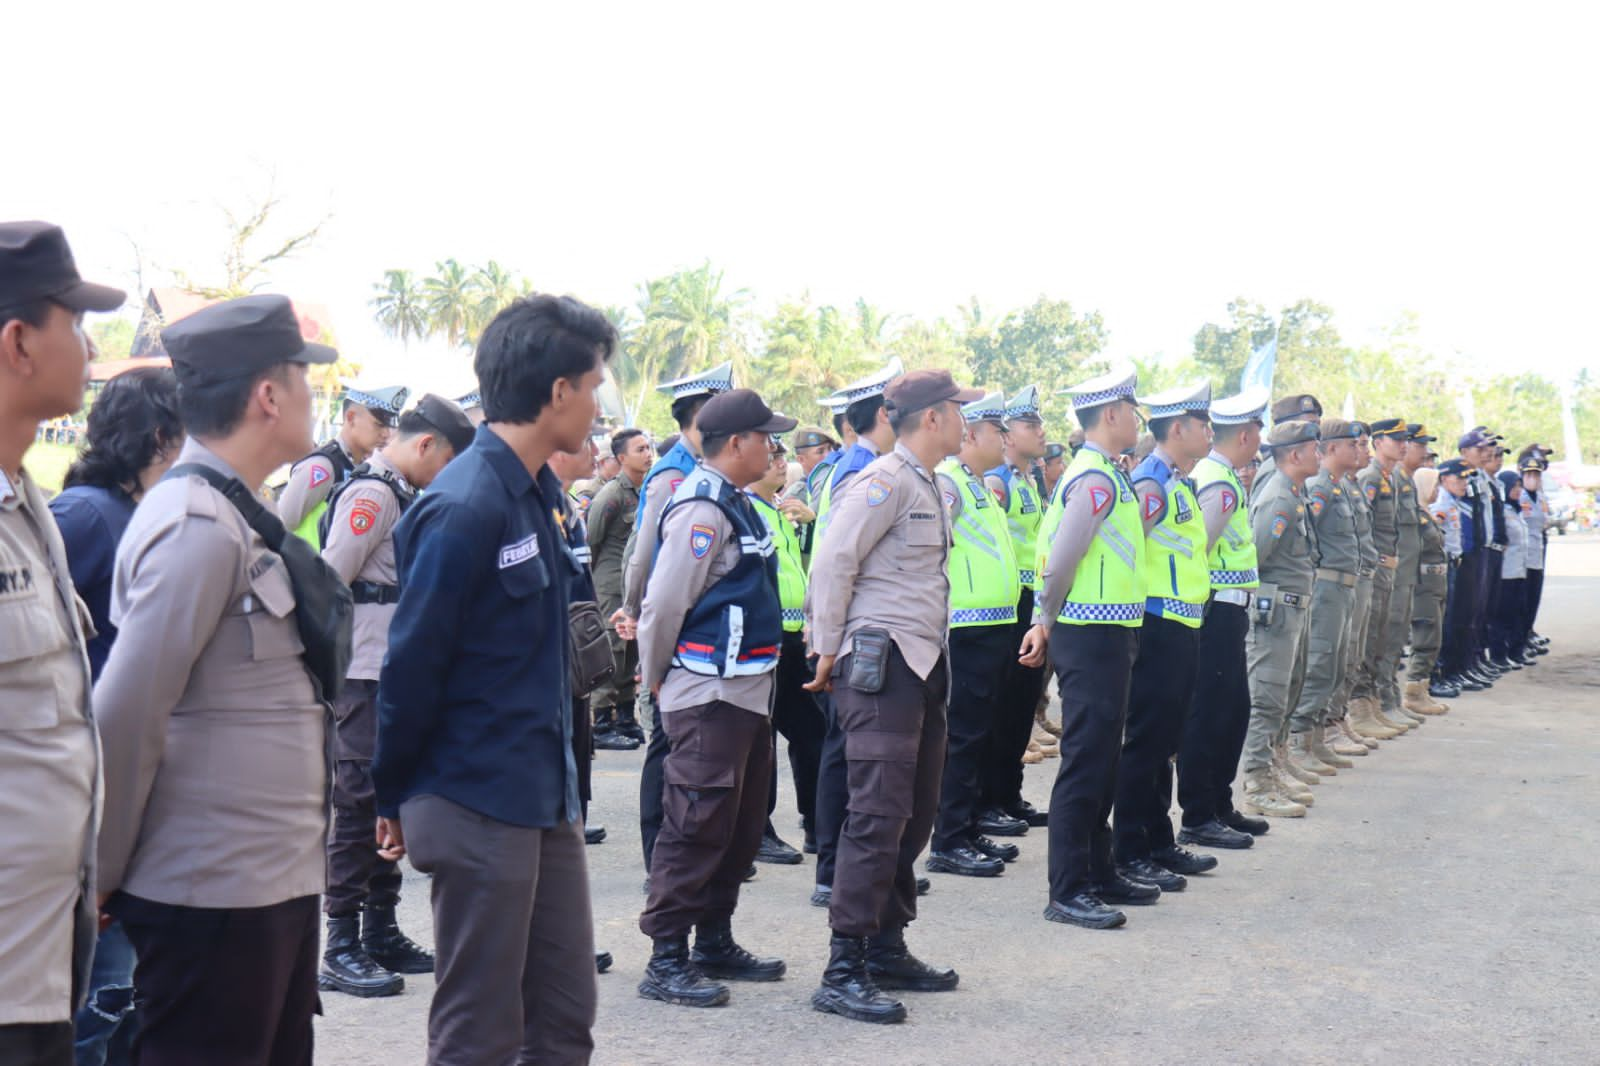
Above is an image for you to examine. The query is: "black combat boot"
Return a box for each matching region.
[320,915,404,997]
[614,704,647,743]
[361,904,434,975]
[811,934,906,1024]
[638,936,730,1007]
[865,926,959,991]
[690,920,786,981]
[594,705,642,751]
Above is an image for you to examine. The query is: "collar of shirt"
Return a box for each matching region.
[177,437,249,483]
[365,450,413,493]
[892,441,931,477]
[694,461,737,496]
[1080,441,1116,462]
[474,425,546,500]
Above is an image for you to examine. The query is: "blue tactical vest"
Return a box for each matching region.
[635,439,698,526]
[659,467,784,677]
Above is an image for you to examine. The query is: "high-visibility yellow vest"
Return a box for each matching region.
[992,464,1042,590]
[748,493,807,632]
[938,458,1021,628]
[1191,455,1260,589]
[1138,468,1209,629]
[1037,445,1146,627]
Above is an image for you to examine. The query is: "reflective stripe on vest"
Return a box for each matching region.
[939,458,1021,628]
[1136,464,1209,629]
[748,493,807,633]
[1042,447,1146,627]
[991,463,1042,590]
[1192,455,1259,590]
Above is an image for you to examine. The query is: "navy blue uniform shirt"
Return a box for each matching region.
[48,484,135,679]
[374,424,581,827]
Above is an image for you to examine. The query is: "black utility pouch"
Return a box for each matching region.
[846,627,894,693]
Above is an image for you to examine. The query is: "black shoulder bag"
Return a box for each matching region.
[167,463,354,701]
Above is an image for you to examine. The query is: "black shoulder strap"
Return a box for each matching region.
[166,462,287,550]
[317,464,414,543]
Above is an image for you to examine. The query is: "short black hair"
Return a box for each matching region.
[474,294,617,424]
[1148,415,1178,443]
[657,433,679,457]
[394,409,433,438]
[178,362,291,439]
[0,298,54,329]
[1077,405,1105,431]
[845,396,885,436]
[700,431,735,458]
[831,411,846,436]
[610,427,645,458]
[63,367,182,493]
[670,393,710,431]
[888,402,929,435]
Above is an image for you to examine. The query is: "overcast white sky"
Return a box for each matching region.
[11,2,1599,384]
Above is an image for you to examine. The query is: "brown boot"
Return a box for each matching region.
[1242,769,1307,818]
[1325,723,1368,758]
[1338,715,1379,750]
[1034,702,1063,738]
[1349,697,1399,740]
[1288,731,1337,776]
[1404,681,1448,716]
[1310,727,1355,769]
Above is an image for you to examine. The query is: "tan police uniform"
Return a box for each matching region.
[275,441,351,531]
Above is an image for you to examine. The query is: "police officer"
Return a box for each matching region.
[1239,420,1321,818]
[277,382,409,546]
[1288,419,1366,776]
[806,369,979,1024]
[1333,423,1392,743]
[1040,441,1068,501]
[317,395,474,997]
[812,358,904,534]
[1253,394,1323,495]
[981,385,1050,831]
[587,428,654,749]
[1176,386,1269,851]
[1396,425,1447,716]
[1437,444,1489,691]
[1027,368,1154,929]
[1113,383,1219,889]
[1352,419,1416,735]
[96,295,340,1064]
[1518,453,1550,658]
[0,220,123,1065]
[635,389,796,1009]
[927,391,1022,877]
[1478,431,1514,674]
[746,437,826,858]
[615,361,734,873]
[1408,463,1454,709]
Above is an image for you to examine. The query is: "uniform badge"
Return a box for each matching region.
[349,499,381,536]
[1365,484,1378,502]
[1220,488,1237,514]
[1019,487,1037,514]
[866,477,893,507]
[1142,493,1163,521]
[1270,514,1289,539]
[499,533,540,569]
[690,524,716,558]
[309,466,330,489]
[967,479,990,508]
[1309,493,1326,517]
[1174,494,1194,524]
[942,488,958,513]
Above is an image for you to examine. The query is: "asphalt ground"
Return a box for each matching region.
[318,535,1600,1065]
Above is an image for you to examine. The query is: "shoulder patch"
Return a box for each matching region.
[690,523,716,558]
[309,465,331,489]
[1270,513,1289,539]
[1309,492,1326,517]
[866,477,893,507]
[1142,492,1164,521]
[1219,487,1238,514]
[1088,484,1112,515]
[942,488,958,512]
[1364,484,1378,502]
[350,498,381,536]
[669,477,684,495]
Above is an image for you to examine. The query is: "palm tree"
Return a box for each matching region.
[469,260,522,340]
[423,259,476,348]
[623,264,749,424]
[370,269,428,347]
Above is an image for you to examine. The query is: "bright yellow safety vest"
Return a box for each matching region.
[938,458,1021,628]
[1036,445,1146,627]
[994,464,1042,591]
[1191,454,1260,589]
[748,493,807,632]
[1138,466,1210,629]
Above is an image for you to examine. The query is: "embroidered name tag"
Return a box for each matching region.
[499,533,540,569]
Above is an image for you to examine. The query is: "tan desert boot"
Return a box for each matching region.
[1288,731,1337,776]
[1338,716,1379,750]
[1243,769,1307,817]
[1325,723,1368,758]
[1309,728,1355,769]
[1349,698,1400,740]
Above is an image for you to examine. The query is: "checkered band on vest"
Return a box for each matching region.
[781,607,805,624]
[1210,568,1259,585]
[949,605,1018,625]
[1018,568,1037,585]
[1147,597,1204,620]
[1058,601,1143,623]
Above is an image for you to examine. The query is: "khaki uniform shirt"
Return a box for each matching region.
[95,440,326,909]
[1305,469,1362,575]
[0,465,97,1025]
[1250,472,1315,595]
[1394,466,1423,577]
[1359,460,1400,561]
[321,451,410,681]
[622,465,690,619]
[586,475,639,612]
[275,441,352,531]
[806,443,950,680]
[638,468,774,715]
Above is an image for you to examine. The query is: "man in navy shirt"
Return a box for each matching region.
[375,294,617,1066]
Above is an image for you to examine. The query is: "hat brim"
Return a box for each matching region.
[755,413,800,435]
[289,341,339,366]
[1411,435,1437,444]
[53,279,126,313]
[951,386,986,405]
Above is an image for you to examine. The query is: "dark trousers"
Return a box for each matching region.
[934,624,1016,851]
[110,893,319,1066]
[1443,550,1484,675]
[1045,623,1137,902]
[829,647,948,938]
[642,704,773,937]
[403,795,595,1066]
[813,688,847,888]
[0,1023,72,1066]
[982,588,1045,812]
[1482,552,1504,658]
[1114,615,1200,859]
[326,680,399,917]
[1177,601,1250,828]
[767,633,826,829]
[74,920,138,1066]
[573,696,593,819]
[1489,576,1528,660]
[639,696,668,870]
[1525,567,1546,636]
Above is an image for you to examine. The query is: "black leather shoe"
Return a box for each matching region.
[743,864,758,882]
[1119,858,1186,893]
[804,827,818,854]
[1006,800,1050,827]
[926,844,1004,877]
[1464,666,1496,687]
[691,924,786,982]
[1517,650,1539,666]
[596,951,613,974]
[1043,894,1127,929]
[1489,656,1520,671]
[361,905,434,975]
[810,884,832,908]
[1094,873,1161,905]
[321,915,404,997]
[1151,844,1219,875]
[616,717,647,743]
[1429,679,1461,699]
[866,928,959,991]
[970,834,1020,863]
[1221,809,1269,836]
[1179,818,1254,850]
[757,832,803,865]
[812,935,906,1024]
[593,730,642,751]
[584,824,607,845]
[1452,672,1487,692]
[916,877,931,896]
[975,807,1029,837]
[639,937,730,1007]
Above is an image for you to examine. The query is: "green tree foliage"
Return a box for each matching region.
[963,297,1109,426]
[370,269,427,347]
[88,318,135,361]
